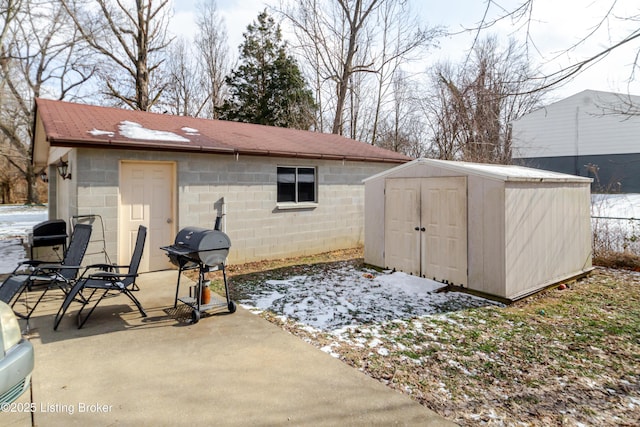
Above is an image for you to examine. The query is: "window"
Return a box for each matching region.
[277,166,316,204]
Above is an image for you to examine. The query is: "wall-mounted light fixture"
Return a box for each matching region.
[39,169,49,183]
[56,160,72,180]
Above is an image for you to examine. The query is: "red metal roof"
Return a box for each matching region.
[34,98,411,163]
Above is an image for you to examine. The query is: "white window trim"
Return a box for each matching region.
[275,201,319,210]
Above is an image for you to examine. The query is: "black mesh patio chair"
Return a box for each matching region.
[0,223,93,325]
[54,225,147,330]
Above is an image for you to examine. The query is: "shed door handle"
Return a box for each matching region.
[414,227,420,231]
[420,227,425,232]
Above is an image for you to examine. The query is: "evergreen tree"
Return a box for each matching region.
[217,10,316,129]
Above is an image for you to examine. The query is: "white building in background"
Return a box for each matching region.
[512,89,640,193]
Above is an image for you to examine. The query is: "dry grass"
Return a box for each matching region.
[593,250,640,271]
[221,249,640,426]
[592,216,640,271]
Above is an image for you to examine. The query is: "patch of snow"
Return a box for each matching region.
[252,291,285,309]
[368,337,383,348]
[374,271,446,293]
[118,121,190,142]
[181,127,200,135]
[239,265,502,333]
[0,239,27,274]
[265,276,307,286]
[87,128,115,137]
[0,205,47,239]
[320,342,341,358]
[592,193,640,219]
[0,205,47,274]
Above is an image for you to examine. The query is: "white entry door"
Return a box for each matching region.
[384,177,467,286]
[119,161,175,272]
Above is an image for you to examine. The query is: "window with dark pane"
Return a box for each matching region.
[277,167,296,202]
[297,168,316,202]
[277,166,317,203]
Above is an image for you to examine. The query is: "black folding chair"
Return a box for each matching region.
[54,225,147,330]
[0,223,93,326]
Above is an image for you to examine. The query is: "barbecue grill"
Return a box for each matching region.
[160,226,236,323]
[28,219,67,260]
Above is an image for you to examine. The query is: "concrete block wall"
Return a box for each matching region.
[73,148,121,266]
[177,154,392,264]
[73,148,397,266]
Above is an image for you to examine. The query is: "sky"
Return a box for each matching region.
[168,0,640,102]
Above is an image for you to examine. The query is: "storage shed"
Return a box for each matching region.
[364,158,594,301]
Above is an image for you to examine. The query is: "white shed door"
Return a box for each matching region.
[120,162,175,272]
[421,177,467,287]
[384,177,467,286]
[384,178,421,275]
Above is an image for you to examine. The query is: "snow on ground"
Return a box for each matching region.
[238,264,503,334]
[0,204,47,274]
[591,194,640,253]
[592,193,640,218]
[0,204,47,239]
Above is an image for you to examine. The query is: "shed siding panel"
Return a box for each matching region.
[467,176,505,297]
[504,183,592,299]
[364,178,385,267]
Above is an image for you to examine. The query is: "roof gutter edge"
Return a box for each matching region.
[48,138,410,164]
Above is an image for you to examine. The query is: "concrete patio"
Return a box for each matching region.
[5,270,455,426]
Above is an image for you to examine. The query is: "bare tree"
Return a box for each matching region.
[162,37,204,116]
[422,36,547,163]
[0,0,94,203]
[61,0,172,111]
[278,0,439,136]
[368,0,438,146]
[376,70,427,157]
[418,62,459,160]
[470,1,640,95]
[195,0,231,119]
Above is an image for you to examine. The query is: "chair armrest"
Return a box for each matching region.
[86,263,116,271]
[85,263,132,273]
[37,264,84,271]
[88,271,137,280]
[9,259,50,274]
[18,260,48,267]
[32,265,85,280]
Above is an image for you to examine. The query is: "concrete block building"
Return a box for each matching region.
[32,99,410,272]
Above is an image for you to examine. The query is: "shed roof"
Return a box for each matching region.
[32,98,411,168]
[363,158,593,183]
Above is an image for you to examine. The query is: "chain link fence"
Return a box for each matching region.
[591,216,640,256]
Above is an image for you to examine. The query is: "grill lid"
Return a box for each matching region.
[174,227,231,252]
[162,227,232,267]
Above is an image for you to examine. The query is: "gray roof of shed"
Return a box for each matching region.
[363,158,593,183]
